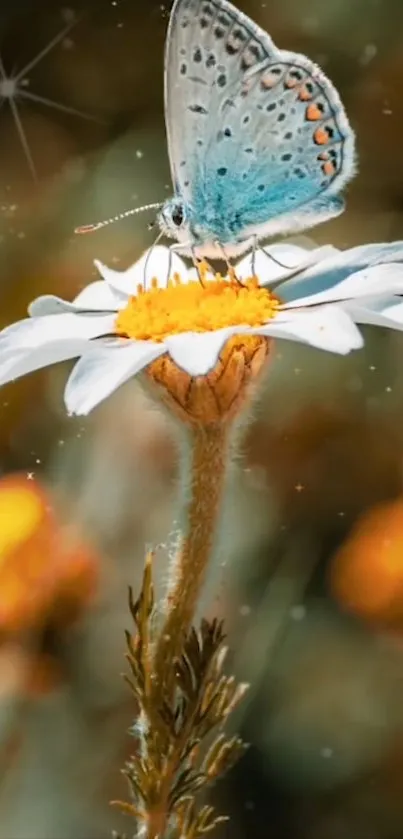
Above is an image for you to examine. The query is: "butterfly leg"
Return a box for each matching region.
[168,242,194,285]
[166,245,173,286]
[251,235,258,276]
[143,230,164,287]
[259,245,293,270]
[168,243,213,286]
[190,247,210,287]
[259,244,307,289]
[214,241,243,286]
[168,244,214,286]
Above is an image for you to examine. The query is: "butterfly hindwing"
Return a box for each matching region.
[164,0,356,245]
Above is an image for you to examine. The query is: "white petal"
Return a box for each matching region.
[0,312,115,352]
[73,281,127,309]
[64,339,165,415]
[344,295,403,330]
[28,283,125,317]
[28,295,84,317]
[281,263,403,309]
[279,241,403,307]
[237,244,339,284]
[256,306,363,355]
[0,340,92,386]
[94,246,189,296]
[165,327,238,375]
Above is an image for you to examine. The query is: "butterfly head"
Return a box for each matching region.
[158,196,191,245]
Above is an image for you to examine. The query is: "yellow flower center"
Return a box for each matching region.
[115,269,279,341]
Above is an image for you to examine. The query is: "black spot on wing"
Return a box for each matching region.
[188,104,208,115]
[188,76,208,85]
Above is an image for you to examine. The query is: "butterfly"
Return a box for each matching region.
[76,0,356,264]
[157,0,356,260]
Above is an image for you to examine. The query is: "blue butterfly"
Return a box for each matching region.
[158,0,356,261]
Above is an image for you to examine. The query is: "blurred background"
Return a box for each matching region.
[0,0,403,837]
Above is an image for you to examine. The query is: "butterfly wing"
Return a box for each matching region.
[164,0,356,245]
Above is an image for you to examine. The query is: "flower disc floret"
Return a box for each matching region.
[115,271,280,342]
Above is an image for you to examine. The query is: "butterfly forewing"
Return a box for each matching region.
[164,0,274,198]
[164,0,356,246]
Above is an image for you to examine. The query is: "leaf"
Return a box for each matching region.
[176,650,196,699]
[138,551,155,623]
[194,805,229,834]
[204,735,248,781]
[121,766,145,801]
[169,770,206,808]
[110,800,143,820]
[125,651,144,685]
[168,766,197,805]
[201,733,227,773]
[124,629,138,659]
[222,681,249,719]
[127,554,154,646]
[123,674,141,698]
[181,737,201,764]
[179,803,230,838]
[157,699,177,735]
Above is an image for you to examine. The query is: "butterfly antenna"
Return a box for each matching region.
[75,202,163,234]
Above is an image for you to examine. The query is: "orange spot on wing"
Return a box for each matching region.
[260,74,277,89]
[299,86,313,101]
[285,77,298,88]
[306,103,323,121]
[314,127,329,145]
[322,160,336,176]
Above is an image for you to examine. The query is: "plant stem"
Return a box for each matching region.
[153,422,229,695]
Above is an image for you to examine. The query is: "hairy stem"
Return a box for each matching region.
[153,422,229,695]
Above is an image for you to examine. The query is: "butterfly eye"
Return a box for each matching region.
[172,205,185,227]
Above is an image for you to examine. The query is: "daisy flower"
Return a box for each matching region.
[1,241,403,422]
[5,236,398,834]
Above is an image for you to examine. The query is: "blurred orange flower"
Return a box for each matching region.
[0,474,98,634]
[331,497,403,627]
